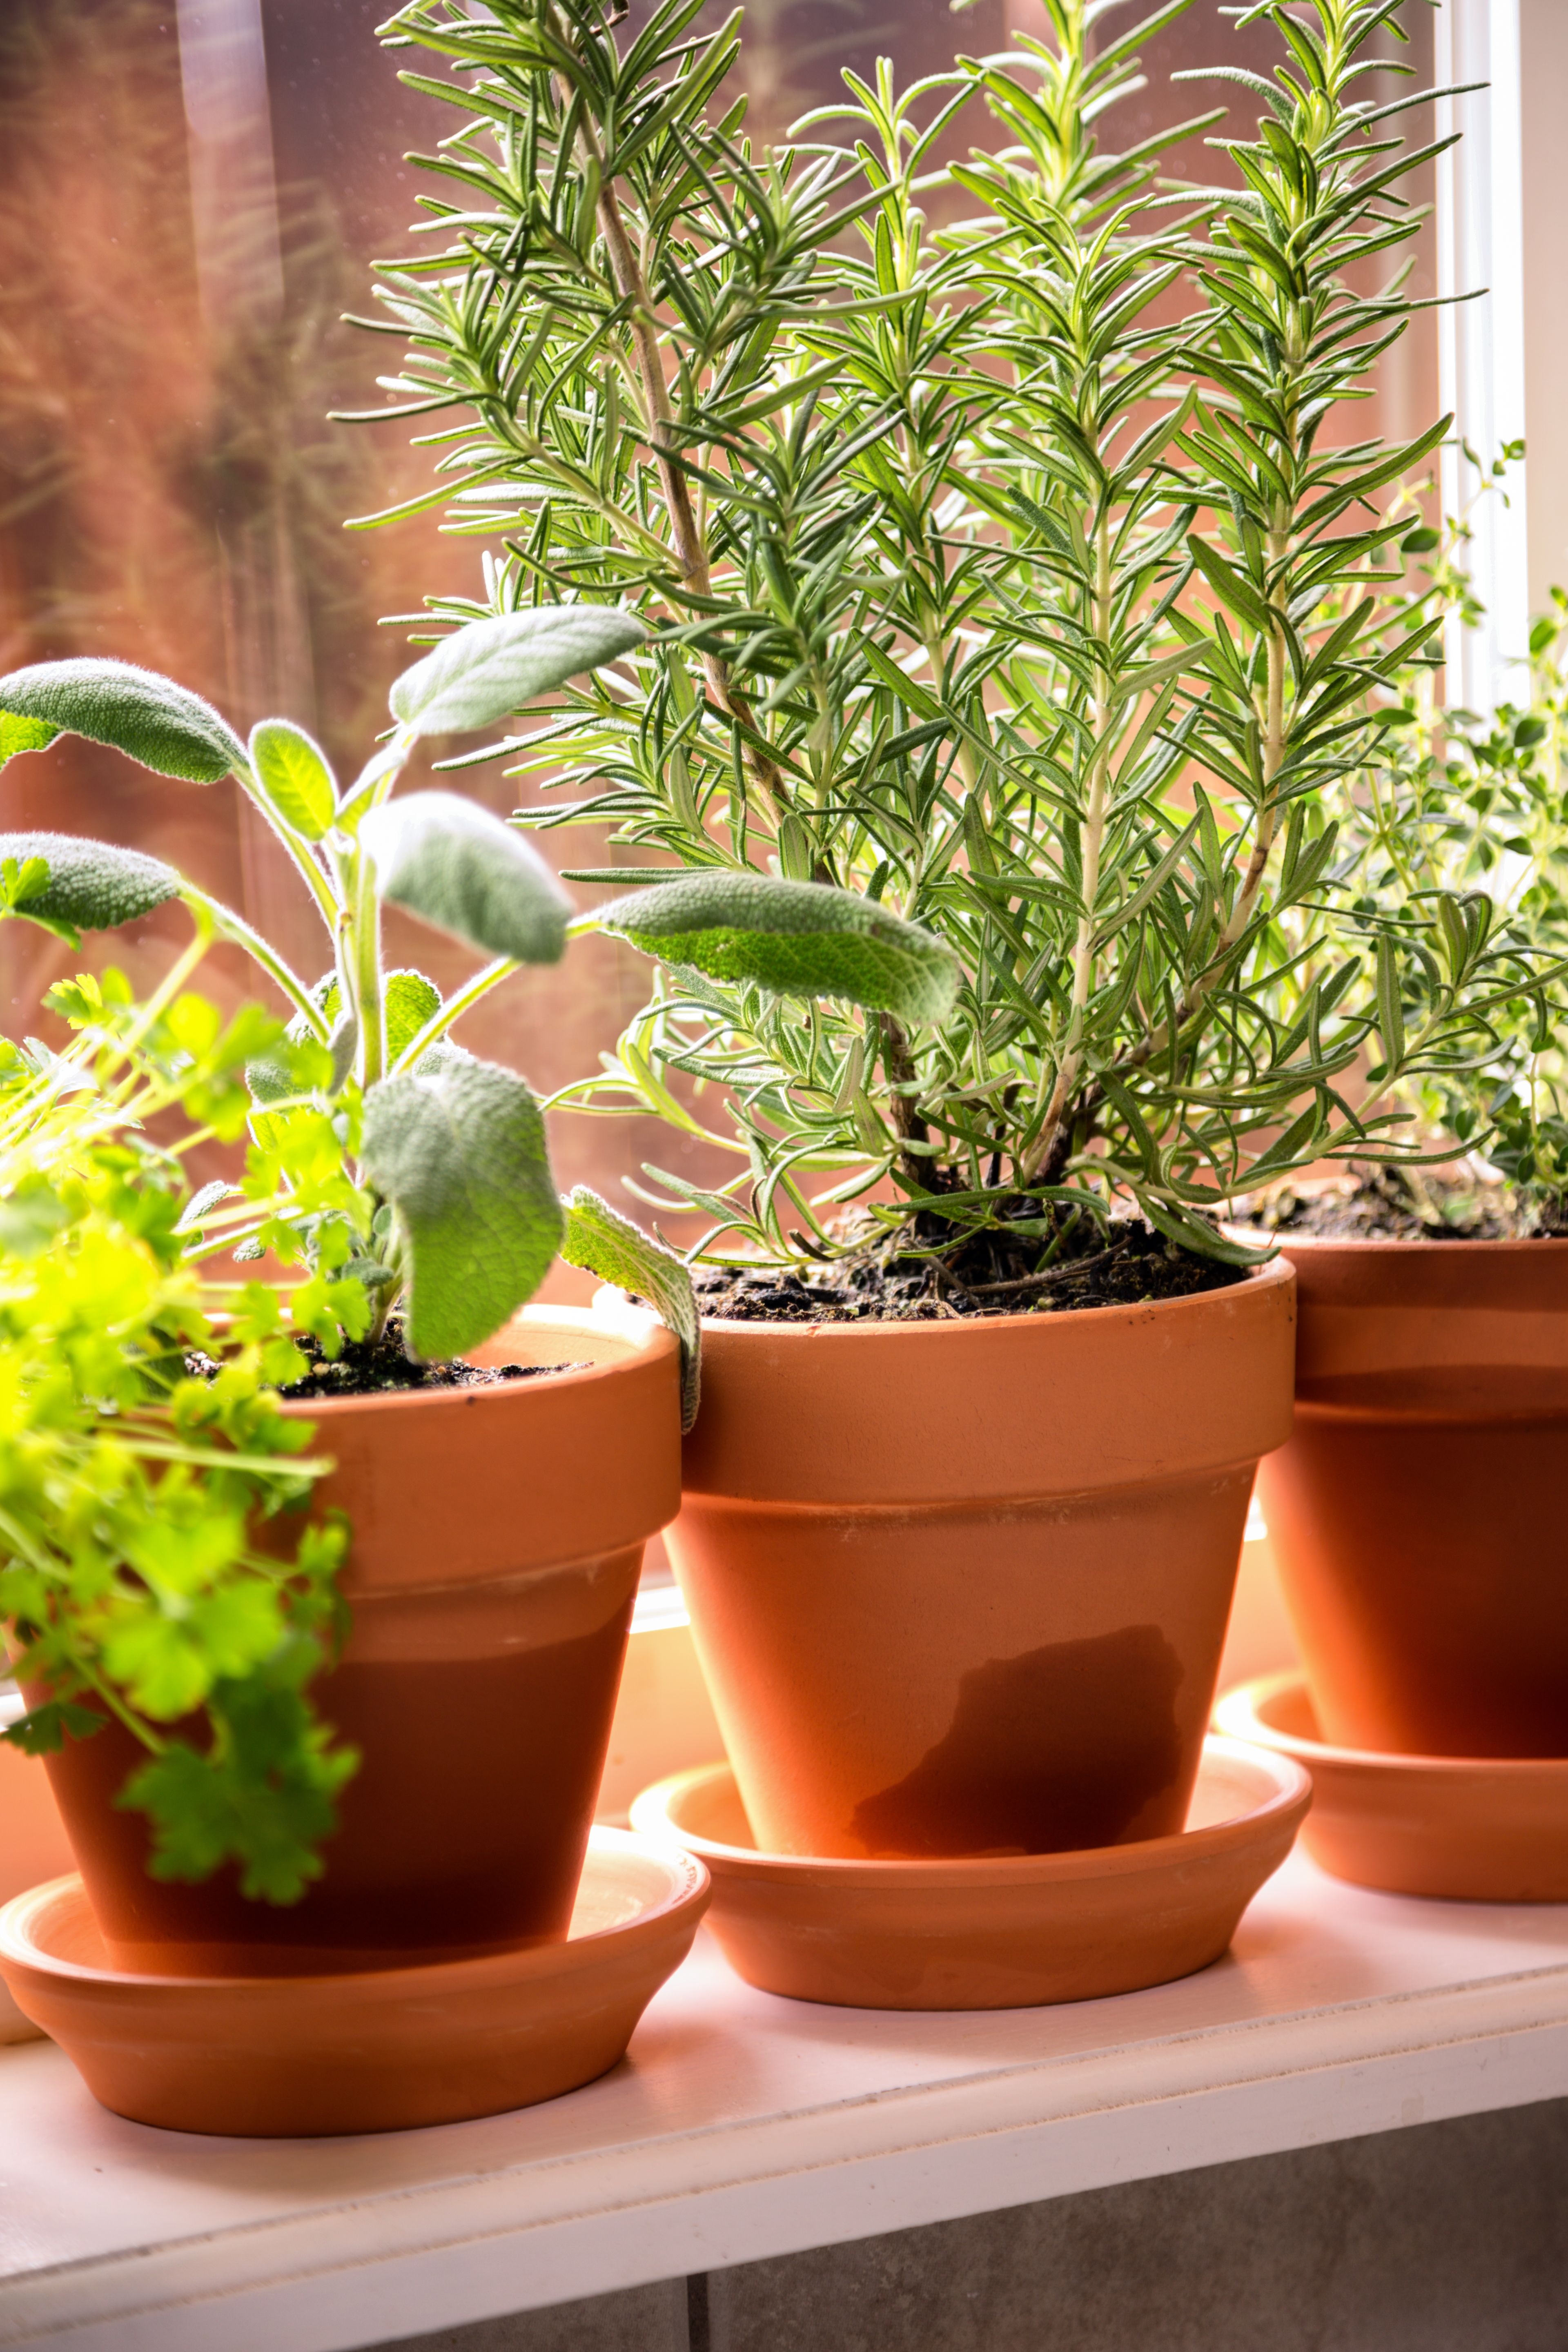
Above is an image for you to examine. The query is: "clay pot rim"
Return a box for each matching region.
[0,1831,710,2000]
[1294,1390,1568,1428]
[693,1251,1293,1338]
[1239,1231,1568,1258]
[631,1738,1312,1886]
[275,1299,676,1421]
[1217,1672,1568,1780]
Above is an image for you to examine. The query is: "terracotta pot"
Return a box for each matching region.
[664,1263,1296,1860]
[39,1304,681,1976]
[1254,1238,1568,1757]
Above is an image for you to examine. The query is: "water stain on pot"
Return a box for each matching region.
[851,1624,1185,1858]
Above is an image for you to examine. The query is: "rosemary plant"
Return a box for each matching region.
[358,0,1563,1294]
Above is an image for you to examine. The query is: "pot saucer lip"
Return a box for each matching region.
[279,1300,676,1420]
[1216,1672,1568,1780]
[0,1829,710,1996]
[692,1252,1294,1339]
[630,1738,1310,1884]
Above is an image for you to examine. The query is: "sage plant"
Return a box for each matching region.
[0,601,951,1387]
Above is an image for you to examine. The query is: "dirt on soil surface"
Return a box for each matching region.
[195,1318,588,1400]
[1235,1163,1562,1243]
[691,1205,1249,1324]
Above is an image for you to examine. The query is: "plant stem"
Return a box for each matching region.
[1023,506,1114,1185]
[352,848,385,1088]
[1035,441,1298,1186]
[561,41,798,829]
[178,890,329,1038]
[232,762,340,935]
[1217,517,1290,958]
[392,956,515,1074]
[880,1012,939,1188]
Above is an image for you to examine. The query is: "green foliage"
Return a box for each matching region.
[0,657,246,783]
[560,1185,700,1428]
[389,604,648,735]
[0,830,181,948]
[0,967,359,1903]
[0,713,57,765]
[359,1056,564,1360]
[250,720,338,842]
[1322,526,1568,1226]
[384,969,446,1062]
[595,875,962,1025]
[359,0,1565,1269]
[360,789,571,965]
[0,610,701,1365]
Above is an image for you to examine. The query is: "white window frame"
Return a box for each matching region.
[1435,0,1528,713]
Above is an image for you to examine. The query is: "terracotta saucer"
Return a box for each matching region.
[0,1829,709,2136]
[0,1690,76,2046]
[629,1738,1310,2010]
[1215,1673,1568,1902]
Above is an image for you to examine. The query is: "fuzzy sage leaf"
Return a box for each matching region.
[249,720,336,841]
[0,659,245,783]
[0,830,181,946]
[559,1185,700,1430]
[595,874,962,1024]
[390,607,647,738]
[360,791,571,965]
[359,1055,563,1361]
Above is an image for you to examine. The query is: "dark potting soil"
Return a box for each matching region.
[691,1208,1248,1324]
[189,1317,588,1401]
[1235,1163,1564,1243]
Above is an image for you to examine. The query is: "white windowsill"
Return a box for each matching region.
[0,1850,1564,2352]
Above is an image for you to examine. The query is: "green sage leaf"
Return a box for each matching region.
[0,829,181,945]
[360,791,571,965]
[389,606,647,738]
[360,1054,564,1360]
[559,1185,699,1430]
[0,713,57,765]
[595,872,962,1024]
[383,968,443,1061]
[0,659,245,782]
[249,720,336,840]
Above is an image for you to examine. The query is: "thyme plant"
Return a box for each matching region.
[357,0,1564,1292]
[1314,540,1568,1227]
